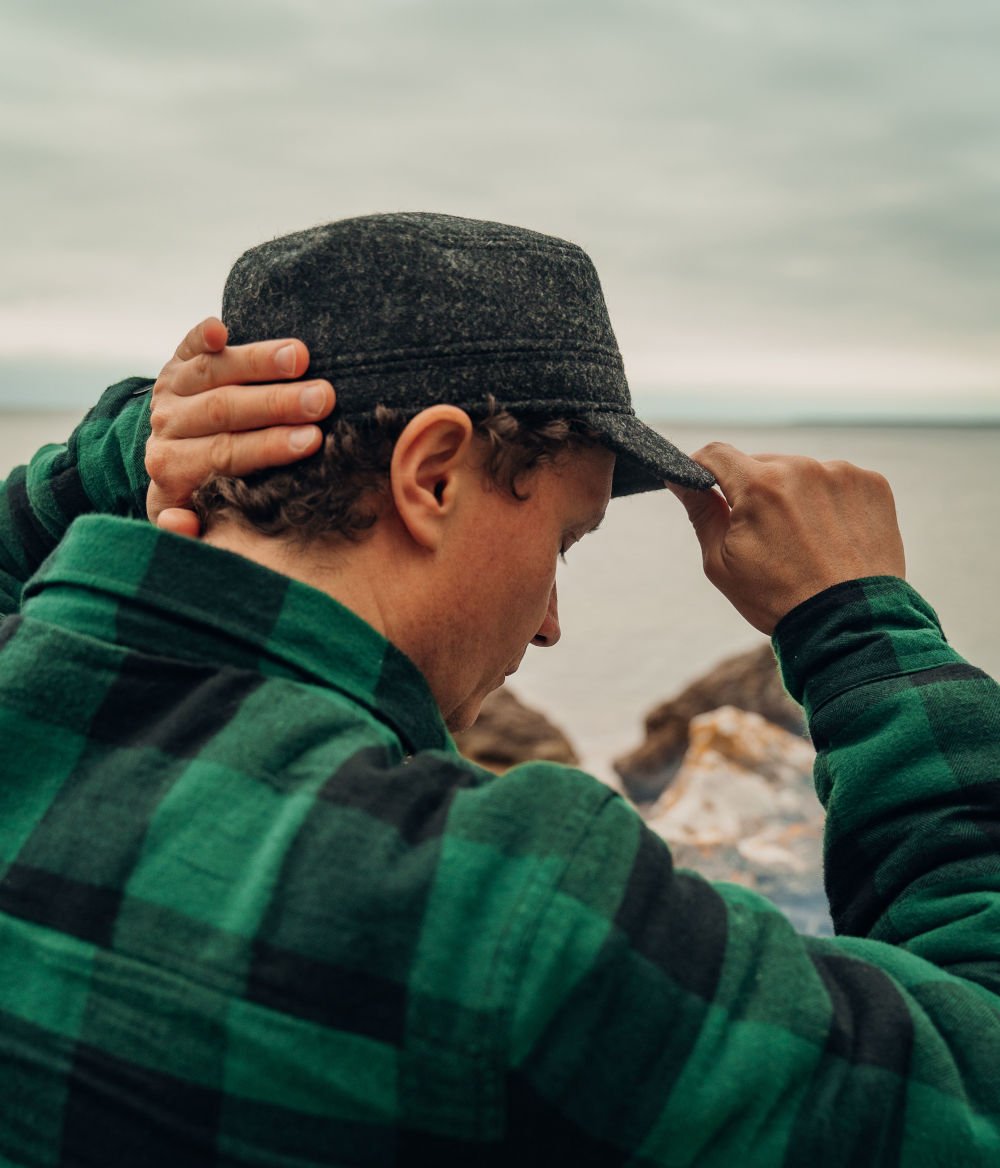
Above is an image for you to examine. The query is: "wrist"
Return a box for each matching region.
[772,576,950,716]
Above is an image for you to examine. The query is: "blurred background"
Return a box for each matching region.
[2,0,998,779]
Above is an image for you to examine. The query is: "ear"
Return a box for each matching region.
[390,406,475,551]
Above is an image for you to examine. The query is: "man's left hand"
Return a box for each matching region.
[145,317,335,537]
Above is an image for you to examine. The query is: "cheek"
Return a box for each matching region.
[465,518,559,655]
[509,565,558,644]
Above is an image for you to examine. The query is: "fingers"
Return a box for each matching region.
[146,322,335,521]
[688,442,757,505]
[146,424,325,509]
[151,380,335,440]
[169,338,312,396]
[666,482,731,556]
[156,508,202,539]
[174,317,228,362]
[671,442,906,633]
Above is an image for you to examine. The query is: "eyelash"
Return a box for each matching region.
[561,521,600,563]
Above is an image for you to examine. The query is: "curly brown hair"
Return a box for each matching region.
[191,402,602,543]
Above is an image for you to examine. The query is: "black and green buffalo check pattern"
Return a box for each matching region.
[1,383,999,1164]
[0,377,153,615]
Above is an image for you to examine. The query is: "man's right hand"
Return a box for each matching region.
[670,442,907,635]
[145,318,335,537]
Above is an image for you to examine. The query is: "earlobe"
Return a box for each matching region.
[390,406,475,551]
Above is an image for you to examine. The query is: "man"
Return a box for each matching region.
[0,213,998,1165]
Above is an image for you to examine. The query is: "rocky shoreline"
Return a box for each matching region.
[456,645,830,935]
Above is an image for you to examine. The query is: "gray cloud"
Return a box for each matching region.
[1,0,998,409]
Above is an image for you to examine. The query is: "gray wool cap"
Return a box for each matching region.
[222,212,715,496]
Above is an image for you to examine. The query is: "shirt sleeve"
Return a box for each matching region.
[0,378,153,615]
[504,577,1000,1166]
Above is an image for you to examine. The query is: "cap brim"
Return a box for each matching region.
[578,410,716,497]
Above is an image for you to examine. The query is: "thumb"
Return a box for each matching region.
[156,507,202,540]
[666,483,731,555]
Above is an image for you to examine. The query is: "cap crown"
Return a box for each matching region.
[222,212,715,495]
[222,212,630,420]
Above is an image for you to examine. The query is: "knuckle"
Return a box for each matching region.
[776,456,821,486]
[824,458,856,479]
[703,552,726,586]
[782,454,818,474]
[151,366,173,395]
[204,392,233,432]
[144,446,170,487]
[193,351,215,385]
[208,432,236,475]
[827,460,888,493]
[149,396,178,436]
[265,383,288,422]
[753,462,787,492]
[242,345,262,382]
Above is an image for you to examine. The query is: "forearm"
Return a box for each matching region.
[0,378,152,614]
[775,576,1000,982]
[650,449,1000,1157]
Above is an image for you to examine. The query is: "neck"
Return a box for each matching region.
[203,517,420,650]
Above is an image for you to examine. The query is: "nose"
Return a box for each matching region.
[532,582,561,648]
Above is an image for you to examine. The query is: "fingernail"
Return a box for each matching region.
[300,383,327,416]
[275,344,297,376]
[288,426,316,452]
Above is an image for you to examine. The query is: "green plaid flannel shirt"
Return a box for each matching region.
[1,380,999,1165]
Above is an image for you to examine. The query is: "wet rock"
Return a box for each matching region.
[454,686,580,773]
[645,706,828,933]
[614,643,805,803]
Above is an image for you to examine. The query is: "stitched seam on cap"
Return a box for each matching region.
[323,337,620,361]
[339,400,637,418]
[322,350,624,377]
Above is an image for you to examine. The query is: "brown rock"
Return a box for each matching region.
[646,706,818,849]
[454,686,580,773]
[644,707,826,930]
[614,642,805,802]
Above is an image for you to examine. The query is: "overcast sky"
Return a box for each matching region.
[2,0,998,416]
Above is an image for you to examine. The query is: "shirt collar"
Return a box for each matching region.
[22,515,452,755]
